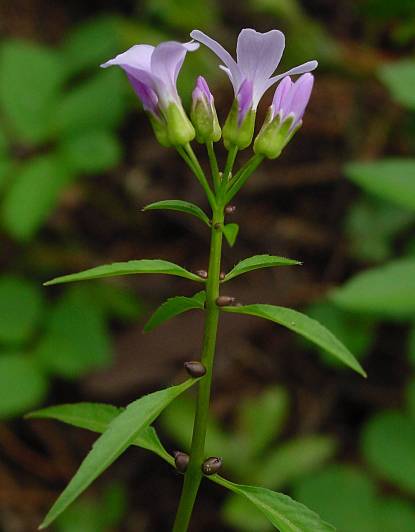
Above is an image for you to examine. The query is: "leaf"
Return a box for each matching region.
[34,288,112,379]
[344,159,415,211]
[293,465,379,532]
[377,497,415,532]
[378,59,415,109]
[223,495,272,532]
[361,410,415,494]
[0,40,65,144]
[407,378,415,419]
[27,402,173,464]
[224,304,366,377]
[2,155,73,241]
[212,476,335,531]
[224,254,301,282]
[0,354,48,419]
[223,223,239,247]
[38,378,197,529]
[143,199,210,226]
[0,276,44,345]
[44,259,202,286]
[59,130,122,174]
[330,258,415,318]
[143,291,205,332]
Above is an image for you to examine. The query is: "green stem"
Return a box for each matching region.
[177,145,217,209]
[222,145,239,187]
[225,154,263,203]
[206,141,220,193]
[172,201,224,532]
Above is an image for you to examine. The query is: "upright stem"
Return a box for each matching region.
[172,200,224,532]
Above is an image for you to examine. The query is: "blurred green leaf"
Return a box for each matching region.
[305,302,375,367]
[143,291,205,332]
[408,325,415,369]
[39,378,197,529]
[362,0,415,19]
[223,494,272,532]
[223,223,239,247]
[34,288,111,379]
[0,126,8,155]
[238,387,289,457]
[59,130,122,174]
[407,378,415,418]
[45,259,202,286]
[345,159,415,211]
[225,255,301,282]
[293,465,379,532]
[377,497,415,532]
[82,283,144,321]
[0,40,65,144]
[143,0,219,32]
[0,354,48,418]
[362,410,415,494]
[62,16,123,77]
[2,154,73,241]
[255,436,337,490]
[143,199,210,226]
[0,275,43,345]
[55,70,127,135]
[224,304,366,377]
[378,60,415,109]
[213,476,335,532]
[330,258,415,318]
[0,157,12,193]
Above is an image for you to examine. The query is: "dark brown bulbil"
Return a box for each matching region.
[174,451,190,473]
[216,295,235,306]
[201,457,223,476]
[184,361,206,378]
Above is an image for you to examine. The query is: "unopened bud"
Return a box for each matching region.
[202,456,222,475]
[225,205,236,214]
[191,76,221,143]
[216,295,235,307]
[196,270,208,279]
[219,272,226,281]
[184,361,206,378]
[174,451,190,473]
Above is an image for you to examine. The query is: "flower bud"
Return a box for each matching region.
[201,456,222,475]
[223,80,256,150]
[165,102,196,146]
[216,295,235,307]
[254,74,314,159]
[174,451,190,473]
[191,76,221,143]
[184,361,206,378]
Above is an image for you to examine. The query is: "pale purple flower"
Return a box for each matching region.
[192,75,214,105]
[101,40,199,116]
[271,73,314,129]
[190,28,317,121]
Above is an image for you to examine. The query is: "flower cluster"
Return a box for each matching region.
[102,28,316,159]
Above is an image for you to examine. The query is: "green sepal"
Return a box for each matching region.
[254,110,300,159]
[165,103,195,146]
[191,99,221,143]
[148,113,171,147]
[223,99,256,150]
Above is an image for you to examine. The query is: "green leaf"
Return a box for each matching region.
[44,259,202,286]
[223,223,239,247]
[377,497,415,532]
[59,130,122,174]
[212,476,335,531]
[0,354,48,419]
[27,402,172,464]
[55,70,127,135]
[378,59,415,109]
[143,291,205,332]
[0,157,12,193]
[224,304,366,377]
[345,159,415,211]
[2,155,73,241]
[407,325,415,369]
[330,258,415,318]
[0,40,65,144]
[38,378,197,529]
[34,288,112,378]
[361,410,415,494]
[223,495,272,532]
[224,255,301,282]
[406,378,415,419]
[0,276,44,345]
[293,465,379,532]
[143,199,210,226]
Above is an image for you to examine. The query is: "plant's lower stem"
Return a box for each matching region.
[172,204,224,532]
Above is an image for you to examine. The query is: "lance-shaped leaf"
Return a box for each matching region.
[26,403,173,465]
[223,304,366,377]
[223,223,239,247]
[44,259,202,286]
[144,291,205,332]
[224,254,301,282]
[38,379,197,529]
[211,476,335,531]
[143,199,210,226]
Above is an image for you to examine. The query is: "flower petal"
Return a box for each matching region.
[272,76,293,118]
[265,60,318,91]
[191,30,242,91]
[237,79,254,124]
[286,73,314,122]
[127,74,159,115]
[101,44,156,88]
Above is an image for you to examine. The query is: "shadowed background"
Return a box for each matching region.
[1,1,415,531]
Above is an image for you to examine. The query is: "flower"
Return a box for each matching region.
[191,76,221,143]
[190,28,317,120]
[254,73,314,159]
[101,40,199,146]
